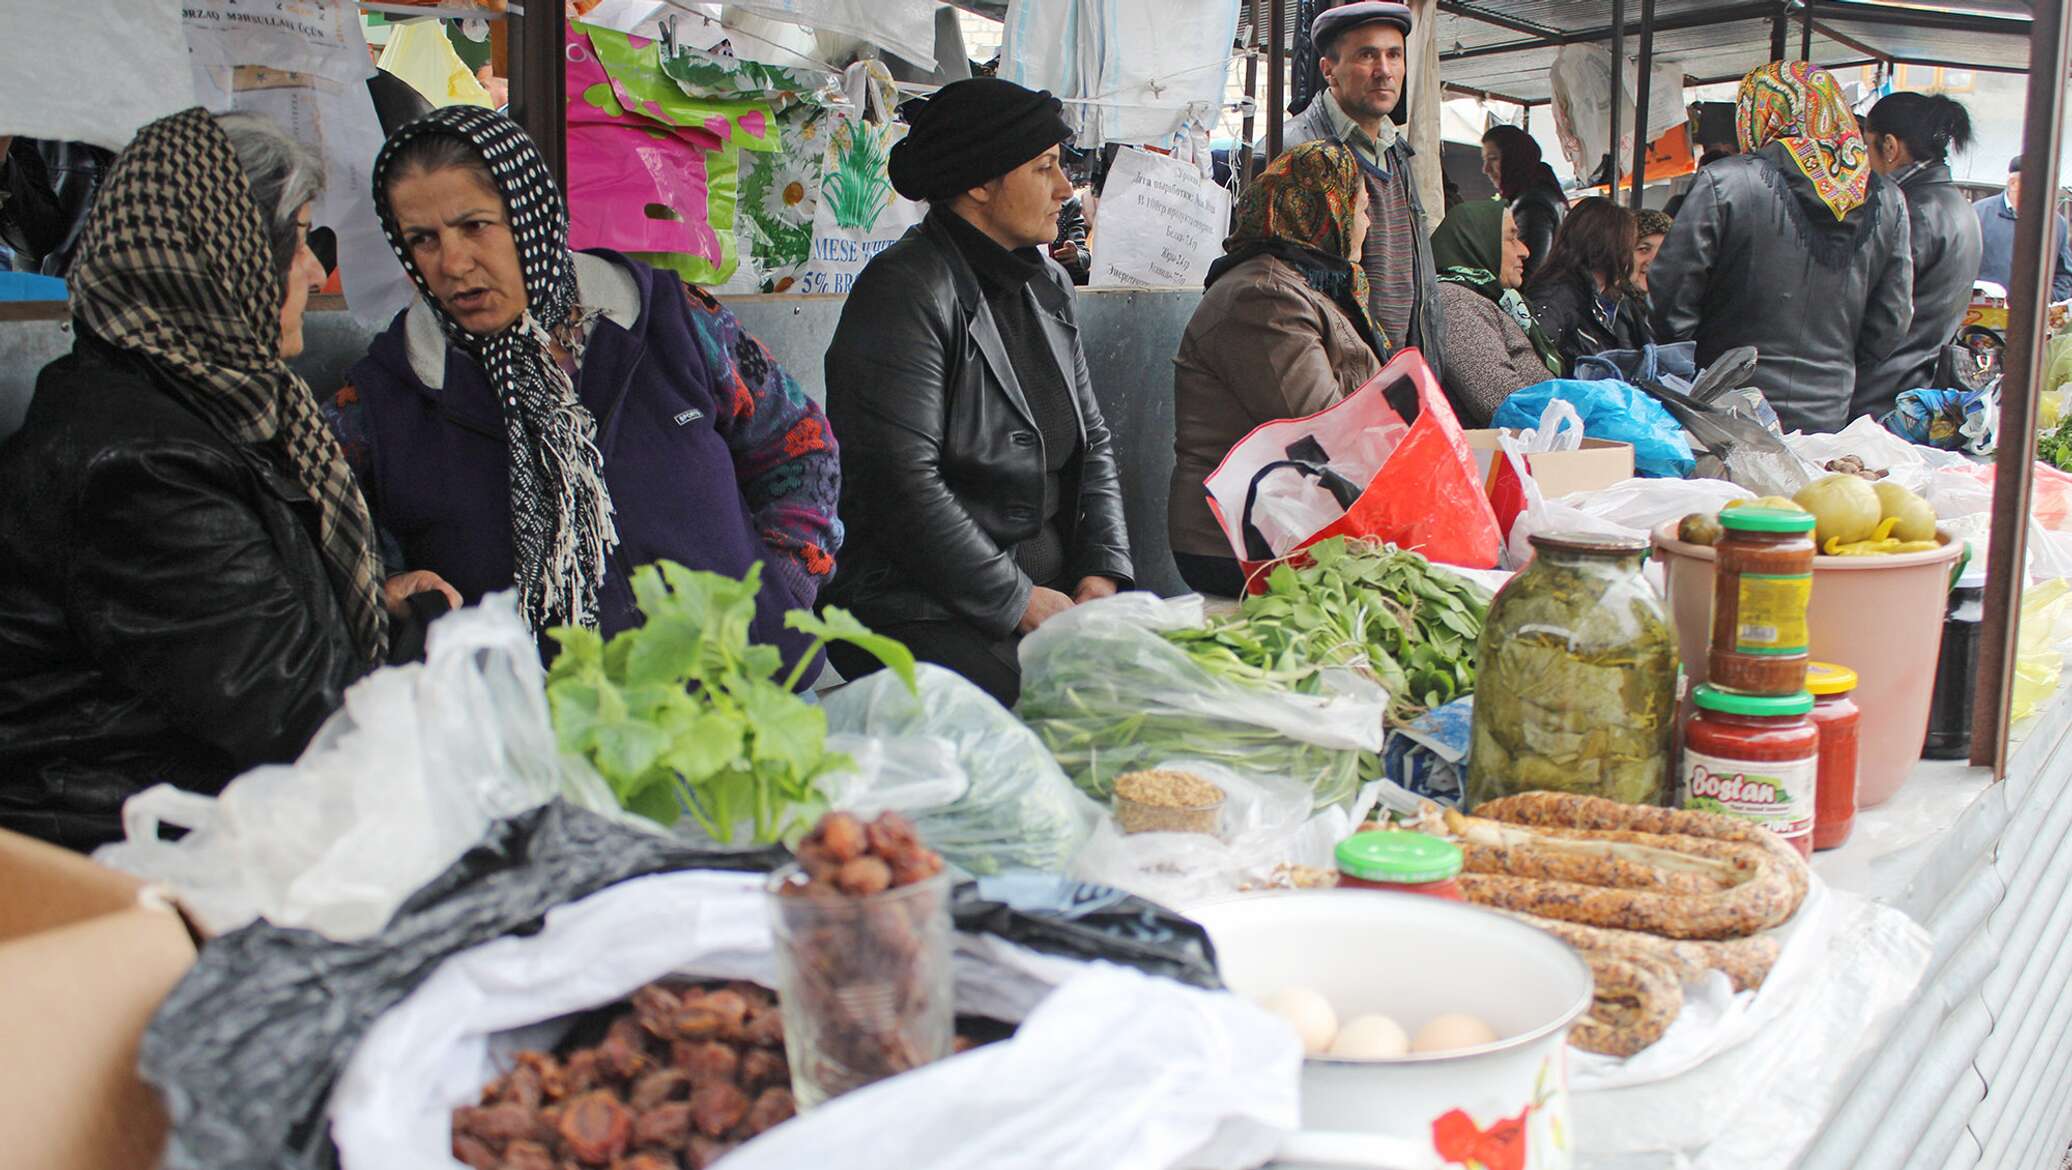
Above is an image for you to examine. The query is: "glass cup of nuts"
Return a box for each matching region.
[765,812,954,1109]
[1112,768,1227,835]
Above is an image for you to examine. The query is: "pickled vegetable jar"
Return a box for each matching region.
[1335,831,1465,900]
[1681,685,1819,858]
[1709,507,1817,695]
[1806,662,1861,851]
[1467,533,1680,809]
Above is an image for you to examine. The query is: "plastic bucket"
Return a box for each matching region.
[1651,522,1963,807]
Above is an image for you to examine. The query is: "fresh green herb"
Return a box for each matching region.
[546,561,915,844]
[2041,414,2072,472]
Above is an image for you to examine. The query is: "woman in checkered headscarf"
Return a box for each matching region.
[0,108,455,852]
[330,107,841,677]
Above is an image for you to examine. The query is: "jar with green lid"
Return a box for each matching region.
[1680,684,1819,858]
[1466,532,1680,809]
[1334,831,1465,900]
[1710,506,1818,695]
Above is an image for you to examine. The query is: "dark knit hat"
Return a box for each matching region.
[888,77,1073,202]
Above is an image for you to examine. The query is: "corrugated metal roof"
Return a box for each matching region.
[1433,0,2031,104]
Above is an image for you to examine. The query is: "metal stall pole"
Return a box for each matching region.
[1975,0,2072,772]
[1268,0,1287,160]
[1770,1,1788,61]
[1240,0,1261,179]
[1609,0,1624,193]
[1800,3,1814,58]
[515,0,569,189]
[1629,0,1655,208]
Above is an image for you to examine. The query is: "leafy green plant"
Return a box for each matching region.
[823,121,894,230]
[546,560,915,844]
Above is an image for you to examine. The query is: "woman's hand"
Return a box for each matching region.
[1072,576,1121,605]
[382,570,463,618]
[1017,586,1076,634]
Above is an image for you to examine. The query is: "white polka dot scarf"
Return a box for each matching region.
[372,106,619,635]
[70,107,390,665]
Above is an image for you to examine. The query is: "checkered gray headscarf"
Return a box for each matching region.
[372,106,618,635]
[68,107,390,666]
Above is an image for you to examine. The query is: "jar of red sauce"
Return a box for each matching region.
[1681,685,1820,858]
[1709,507,1817,695]
[1806,662,1861,851]
[1335,832,1465,900]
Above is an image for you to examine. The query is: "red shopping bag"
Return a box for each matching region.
[1203,348,1503,591]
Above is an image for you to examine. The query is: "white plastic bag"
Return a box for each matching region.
[329,870,1299,1170]
[1251,469,1349,558]
[93,593,620,941]
[1783,416,1970,495]
[1070,761,1317,908]
[1505,475,1754,569]
[820,665,1102,875]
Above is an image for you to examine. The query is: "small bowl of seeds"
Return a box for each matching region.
[1112,769,1226,836]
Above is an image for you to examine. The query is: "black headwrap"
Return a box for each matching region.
[888,77,1072,202]
[371,106,618,636]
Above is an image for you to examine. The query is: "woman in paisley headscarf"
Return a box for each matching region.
[1649,61,1914,434]
[1169,140,1383,597]
[1429,197,1561,425]
[330,107,840,680]
[0,110,450,851]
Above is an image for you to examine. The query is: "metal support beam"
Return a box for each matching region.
[1239,0,1259,180]
[514,0,568,190]
[1805,0,2028,35]
[1631,0,1655,208]
[1610,0,1625,193]
[1440,2,1778,61]
[1809,19,1886,62]
[1268,0,1285,161]
[1801,3,1815,58]
[1975,0,2072,772]
[1771,3,1789,61]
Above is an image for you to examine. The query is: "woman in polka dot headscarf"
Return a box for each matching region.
[327,107,842,681]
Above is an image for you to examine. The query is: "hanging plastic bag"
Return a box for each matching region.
[1204,347,1504,582]
[1493,378,1697,479]
[93,594,621,941]
[795,60,926,295]
[377,20,494,108]
[1017,593,1387,810]
[2012,579,2072,722]
[819,665,1102,875]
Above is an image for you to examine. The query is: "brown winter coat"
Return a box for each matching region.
[1168,253,1383,560]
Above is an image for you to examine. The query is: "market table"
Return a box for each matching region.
[1566,685,2072,1170]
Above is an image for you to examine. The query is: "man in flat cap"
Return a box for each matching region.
[819,77,1134,705]
[1280,1,1447,377]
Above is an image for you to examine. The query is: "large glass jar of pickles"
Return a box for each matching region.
[1466,533,1679,808]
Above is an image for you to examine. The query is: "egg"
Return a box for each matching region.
[1327,1013,1410,1060]
[1258,986,1339,1055]
[1411,1012,1499,1053]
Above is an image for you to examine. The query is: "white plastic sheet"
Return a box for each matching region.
[0,0,193,149]
[725,0,938,70]
[1547,43,1685,188]
[1783,416,1972,495]
[329,870,1301,1170]
[1504,475,1753,569]
[94,594,622,941]
[1002,0,1241,147]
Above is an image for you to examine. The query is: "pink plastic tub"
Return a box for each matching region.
[1652,522,1963,808]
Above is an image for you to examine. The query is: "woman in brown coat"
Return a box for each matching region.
[1168,141,1384,596]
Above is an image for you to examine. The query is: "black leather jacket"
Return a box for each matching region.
[1854,161,1984,419]
[1526,274,1655,376]
[1509,178,1568,284]
[823,210,1134,637]
[1649,143,1913,434]
[0,336,373,850]
[0,138,112,277]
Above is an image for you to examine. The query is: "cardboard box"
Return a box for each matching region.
[0,830,198,1170]
[1464,429,1635,499]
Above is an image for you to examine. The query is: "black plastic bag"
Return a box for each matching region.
[138,802,786,1170]
[950,872,1221,990]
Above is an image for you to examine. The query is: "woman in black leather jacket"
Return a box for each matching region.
[0,110,454,850]
[821,79,1133,705]
[1482,124,1568,283]
[1854,93,1982,419]
[1525,197,1654,375]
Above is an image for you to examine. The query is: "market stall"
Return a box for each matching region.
[9,3,2072,1170]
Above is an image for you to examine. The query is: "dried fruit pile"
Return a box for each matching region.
[450,981,795,1170]
[774,812,951,1101]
